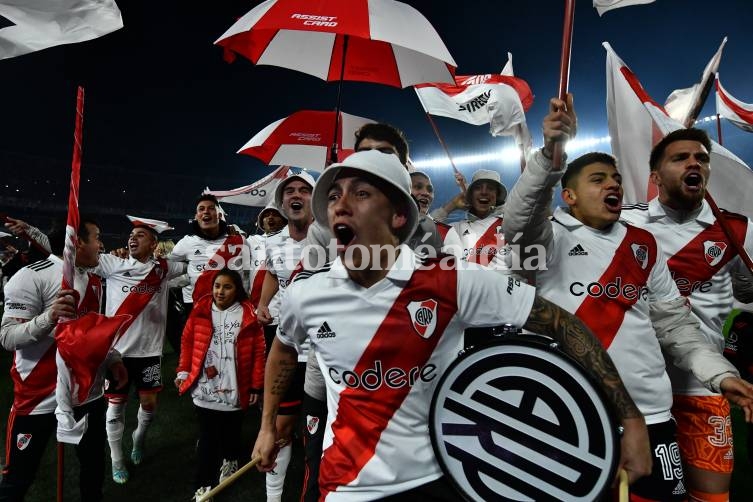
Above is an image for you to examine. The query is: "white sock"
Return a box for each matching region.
[106,400,126,465]
[266,443,292,498]
[133,405,154,449]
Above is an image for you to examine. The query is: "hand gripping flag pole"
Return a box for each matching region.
[553,0,576,170]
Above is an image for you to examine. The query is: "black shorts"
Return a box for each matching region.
[630,418,687,501]
[278,361,306,416]
[105,356,163,397]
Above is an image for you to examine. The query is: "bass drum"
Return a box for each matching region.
[429,335,620,501]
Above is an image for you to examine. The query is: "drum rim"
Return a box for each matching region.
[428,334,621,502]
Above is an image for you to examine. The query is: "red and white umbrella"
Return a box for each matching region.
[237,109,374,171]
[215,0,457,88]
[206,165,292,207]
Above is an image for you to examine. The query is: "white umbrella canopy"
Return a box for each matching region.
[215,0,457,88]
[237,109,374,171]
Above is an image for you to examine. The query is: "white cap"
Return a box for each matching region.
[311,150,419,244]
[465,169,507,205]
[274,171,316,216]
[126,215,174,234]
[256,201,286,229]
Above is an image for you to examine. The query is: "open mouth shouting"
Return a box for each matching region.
[290,201,304,212]
[333,223,355,247]
[683,172,704,192]
[603,192,622,212]
[416,196,431,213]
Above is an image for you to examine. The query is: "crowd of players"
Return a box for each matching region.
[1,96,753,502]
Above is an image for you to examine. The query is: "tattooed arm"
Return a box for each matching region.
[523,295,652,483]
[252,336,298,472]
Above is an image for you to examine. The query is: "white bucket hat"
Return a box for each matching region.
[274,171,316,217]
[256,201,286,229]
[311,150,419,244]
[465,169,507,205]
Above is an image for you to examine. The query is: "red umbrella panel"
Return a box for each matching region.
[215,0,457,88]
[237,109,374,171]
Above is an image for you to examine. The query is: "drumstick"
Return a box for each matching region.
[197,439,288,502]
[618,468,629,502]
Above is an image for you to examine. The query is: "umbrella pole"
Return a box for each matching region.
[331,35,350,165]
[553,0,576,170]
[716,113,723,145]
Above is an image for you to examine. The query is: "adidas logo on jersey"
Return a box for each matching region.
[194,249,202,255]
[463,229,470,236]
[123,271,132,277]
[316,322,336,339]
[672,480,686,496]
[568,244,588,256]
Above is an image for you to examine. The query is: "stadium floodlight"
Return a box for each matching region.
[412,135,611,170]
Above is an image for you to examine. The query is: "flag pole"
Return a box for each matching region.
[716,113,723,145]
[330,35,349,165]
[57,84,85,502]
[414,91,466,192]
[553,0,576,170]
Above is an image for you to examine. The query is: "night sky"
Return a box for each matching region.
[1,0,752,234]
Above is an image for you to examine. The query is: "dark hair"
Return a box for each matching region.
[649,128,712,172]
[132,224,158,239]
[48,216,98,255]
[214,268,248,302]
[354,123,409,166]
[561,152,618,189]
[195,193,219,208]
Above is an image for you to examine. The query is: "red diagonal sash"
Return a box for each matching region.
[467,217,503,266]
[193,235,245,301]
[574,226,656,350]
[435,221,451,240]
[112,259,168,335]
[319,260,459,498]
[666,216,748,295]
[10,343,57,414]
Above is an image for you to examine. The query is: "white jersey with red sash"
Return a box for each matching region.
[2,255,100,415]
[267,230,309,361]
[171,233,250,302]
[451,213,507,269]
[622,198,753,395]
[278,245,535,501]
[95,255,184,357]
[247,227,288,307]
[535,208,676,422]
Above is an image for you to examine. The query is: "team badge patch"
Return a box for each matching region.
[16,433,32,450]
[703,240,727,267]
[630,244,649,269]
[306,415,319,435]
[406,299,438,339]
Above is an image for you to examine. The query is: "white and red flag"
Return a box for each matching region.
[604,42,753,219]
[206,165,292,208]
[716,75,753,132]
[414,60,534,160]
[126,215,174,234]
[0,0,122,60]
[593,0,655,16]
[664,37,727,127]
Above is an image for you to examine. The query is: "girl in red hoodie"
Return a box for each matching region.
[175,268,265,500]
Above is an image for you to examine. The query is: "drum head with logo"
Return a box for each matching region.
[430,337,619,501]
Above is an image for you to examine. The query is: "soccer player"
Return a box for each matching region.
[621,128,753,501]
[247,202,287,311]
[255,171,316,502]
[0,219,126,501]
[95,218,186,484]
[503,95,753,501]
[253,149,654,500]
[169,194,250,315]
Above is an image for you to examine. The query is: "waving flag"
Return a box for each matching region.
[206,165,292,208]
[0,0,123,60]
[716,76,753,132]
[604,42,753,219]
[664,37,727,127]
[593,0,655,16]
